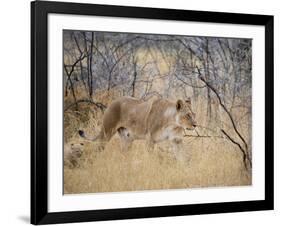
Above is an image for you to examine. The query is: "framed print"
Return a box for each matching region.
[31,0,274,224]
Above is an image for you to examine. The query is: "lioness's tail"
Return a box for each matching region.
[78,130,100,142]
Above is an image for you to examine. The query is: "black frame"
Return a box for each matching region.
[31,0,274,224]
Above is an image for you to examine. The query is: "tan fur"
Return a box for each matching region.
[81,96,196,160]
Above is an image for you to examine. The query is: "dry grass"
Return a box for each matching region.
[63,90,251,194]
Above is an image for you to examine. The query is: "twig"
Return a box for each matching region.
[184,126,223,139]
[195,125,218,134]
[64,99,107,112]
[184,134,224,139]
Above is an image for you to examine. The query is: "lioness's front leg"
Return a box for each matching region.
[120,139,133,152]
[171,138,185,161]
[167,126,190,162]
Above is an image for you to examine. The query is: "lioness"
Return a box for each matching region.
[79,96,196,160]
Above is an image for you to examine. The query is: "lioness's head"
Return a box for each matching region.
[176,98,196,130]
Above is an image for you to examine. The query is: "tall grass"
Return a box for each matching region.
[63,89,251,194]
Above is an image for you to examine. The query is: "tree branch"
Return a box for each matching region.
[196,66,248,152]
[221,129,251,169]
[175,74,206,89]
[64,99,107,112]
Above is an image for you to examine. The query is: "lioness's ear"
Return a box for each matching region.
[176,99,184,111]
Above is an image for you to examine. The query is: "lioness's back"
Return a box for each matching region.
[102,97,141,136]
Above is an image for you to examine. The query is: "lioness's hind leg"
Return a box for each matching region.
[117,127,133,152]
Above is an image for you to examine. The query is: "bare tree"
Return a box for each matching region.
[63,30,252,170]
